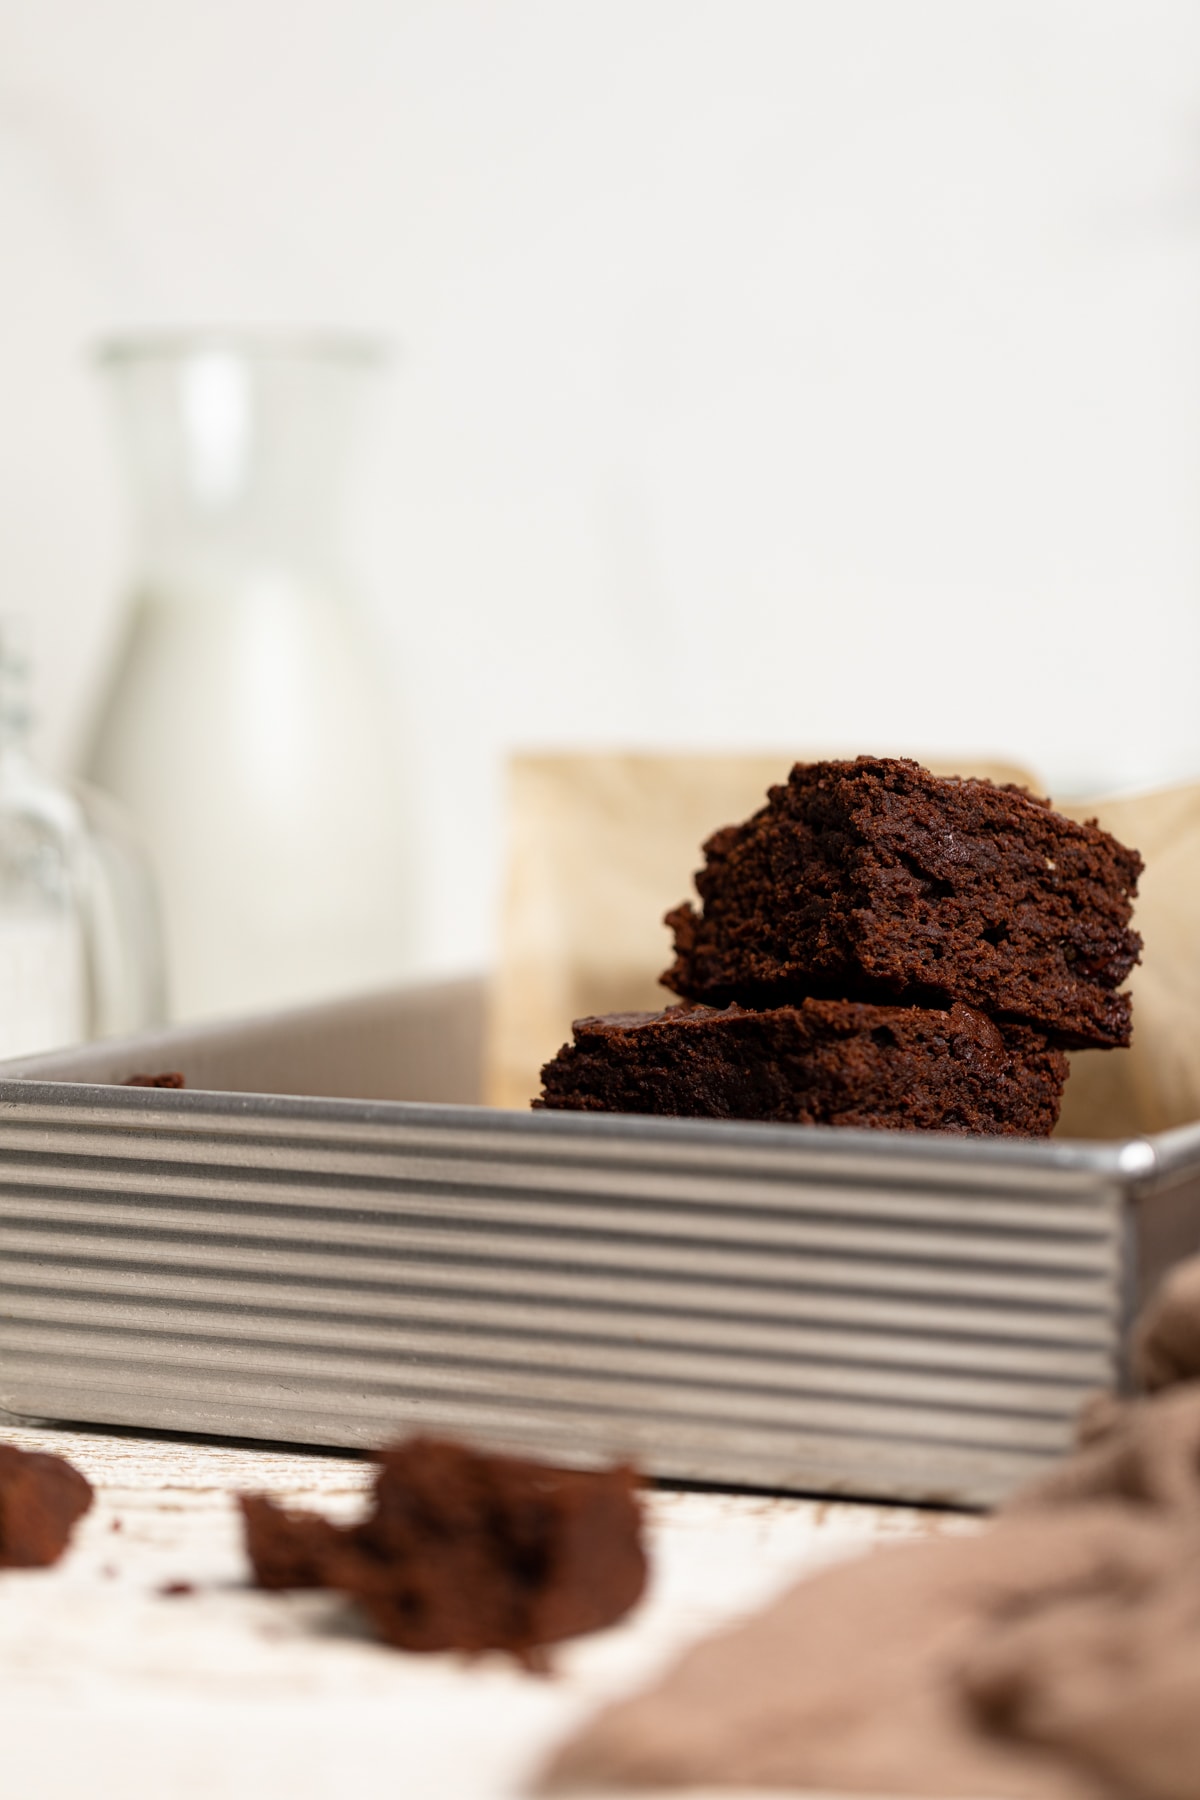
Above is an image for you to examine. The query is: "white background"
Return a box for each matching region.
[4,0,1200,977]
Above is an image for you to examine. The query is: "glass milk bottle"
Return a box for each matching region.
[0,619,165,1058]
[84,334,412,1021]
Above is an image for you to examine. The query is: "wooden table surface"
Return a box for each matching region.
[0,1419,964,1800]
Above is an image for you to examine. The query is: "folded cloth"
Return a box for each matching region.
[1135,1254,1200,1392]
[539,1258,1200,1800]
[1003,1383,1200,1516]
[539,1508,1164,1797]
[963,1546,1200,1800]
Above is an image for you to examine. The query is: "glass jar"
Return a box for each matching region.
[84,333,413,1021]
[0,619,165,1059]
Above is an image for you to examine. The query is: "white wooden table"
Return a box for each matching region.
[0,1420,963,1800]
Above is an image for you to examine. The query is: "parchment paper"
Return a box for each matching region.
[1055,781,1200,1137]
[486,754,1198,1136]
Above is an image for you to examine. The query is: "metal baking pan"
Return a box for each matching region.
[1,976,1198,1508]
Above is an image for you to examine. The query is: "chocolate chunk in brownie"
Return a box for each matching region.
[241,1437,646,1662]
[0,1443,94,1568]
[662,758,1142,1049]
[536,1000,1068,1136]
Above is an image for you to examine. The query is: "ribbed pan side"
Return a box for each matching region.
[0,1093,1125,1506]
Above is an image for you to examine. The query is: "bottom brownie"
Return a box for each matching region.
[535,1000,1068,1136]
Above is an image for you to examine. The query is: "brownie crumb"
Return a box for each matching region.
[122,1071,186,1088]
[239,1494,344,1591]
[240,1437,646,1663]
[159,1580,195,1597]
[0,1444,94,1568]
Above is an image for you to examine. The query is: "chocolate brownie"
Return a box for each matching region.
[662,758,1142,1049]
[0,1443,94,1567]
[536,1000,1068,1136]
[242,1436,646,1662]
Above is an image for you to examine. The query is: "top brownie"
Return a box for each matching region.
[661,757,1142,1049]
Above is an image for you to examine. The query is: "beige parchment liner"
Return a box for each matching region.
[1055,780,1200,1137]
[486,753,1200,1137]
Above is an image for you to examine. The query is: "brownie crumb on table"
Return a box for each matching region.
[0,1443,93,1568]
[240,1495,344,1592]
[241,1436,646,1664]
[122,1071,186,1088]
[536,1000,1068,1137]
[663,757,1142,1050]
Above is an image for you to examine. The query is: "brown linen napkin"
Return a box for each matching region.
[1002,1384,1200,1517]
[539,1508,1162,1798]
[1134,1254,1200,1393]
[962,1557,1200,1800]
[539,1261,1200,1800]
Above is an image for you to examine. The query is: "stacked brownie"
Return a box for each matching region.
[537,758,1143,1137]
